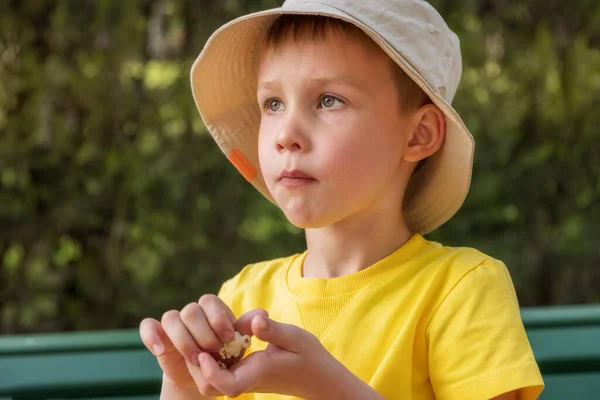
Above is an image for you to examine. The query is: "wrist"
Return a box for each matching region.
[161,374,208,400]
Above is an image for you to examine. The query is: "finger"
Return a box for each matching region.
[161,309,202,366]
[227,347,272,380]
[180,302,222,352]
[140,318,172,356]
[198,294,236,342]
[185,358,224,397]
[142,317,193,387]
[233,309,269,336]
[251,316,314,353]
[199,352,248,398]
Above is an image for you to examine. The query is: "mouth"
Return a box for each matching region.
[278,169,317,187]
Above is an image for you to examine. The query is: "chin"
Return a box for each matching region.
[286,217,325,230]
[273,192,338,229]
[281,207,336,230]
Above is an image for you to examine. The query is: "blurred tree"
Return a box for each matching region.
[0,0,598,334]
[427,0,600,306]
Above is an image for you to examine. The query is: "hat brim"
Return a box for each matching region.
[190,3,474,234]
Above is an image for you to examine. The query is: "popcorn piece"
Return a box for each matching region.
[219,331,251,360]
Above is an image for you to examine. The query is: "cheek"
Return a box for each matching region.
[257,122,275,176]
[321,120,405,184]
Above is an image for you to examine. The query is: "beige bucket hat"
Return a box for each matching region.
[190,0,474,234]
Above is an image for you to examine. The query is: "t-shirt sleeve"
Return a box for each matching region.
[217,275,239,309]
[426,259,544,400]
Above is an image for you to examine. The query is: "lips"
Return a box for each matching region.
[279,169,315,180]
[278,169,317,186]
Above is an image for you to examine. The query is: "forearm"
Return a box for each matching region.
[160,374,213,400]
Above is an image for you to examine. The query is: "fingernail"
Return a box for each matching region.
[152,344,164,356]
[258,316,268,331]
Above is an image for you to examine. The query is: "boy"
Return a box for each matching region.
[140,1,544,399]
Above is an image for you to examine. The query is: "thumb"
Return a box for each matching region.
[251,316,312,352]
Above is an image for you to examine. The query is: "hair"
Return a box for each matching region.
[263,15,432,113]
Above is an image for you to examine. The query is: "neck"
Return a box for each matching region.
[303,207,412,279]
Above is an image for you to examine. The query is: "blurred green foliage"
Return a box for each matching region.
[0,0,599,334]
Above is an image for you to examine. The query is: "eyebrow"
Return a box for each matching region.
[257,76,368,93]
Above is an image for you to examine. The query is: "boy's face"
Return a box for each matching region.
[256,30,416,229]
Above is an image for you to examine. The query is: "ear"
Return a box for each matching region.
[403,104,446,163]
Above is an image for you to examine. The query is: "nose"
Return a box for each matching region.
[276,114,309,152]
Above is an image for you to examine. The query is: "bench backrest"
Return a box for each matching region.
[1,305,599,399]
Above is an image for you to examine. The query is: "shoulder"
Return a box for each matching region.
[413,238,518,320]
[217,253,303,306]
[419,238,510,287]
[421,239,521,329]
[223,253,302,290]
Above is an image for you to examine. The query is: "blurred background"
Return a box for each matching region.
[0,0,599,335]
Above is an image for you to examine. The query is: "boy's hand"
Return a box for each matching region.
[195,316,384,399]
[139,295,267,396]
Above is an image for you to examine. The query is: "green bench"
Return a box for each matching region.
[1,304,599,399]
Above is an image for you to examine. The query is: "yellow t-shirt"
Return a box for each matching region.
[217,234,544,400]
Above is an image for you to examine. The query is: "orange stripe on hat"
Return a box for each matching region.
[227,149,257,182]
